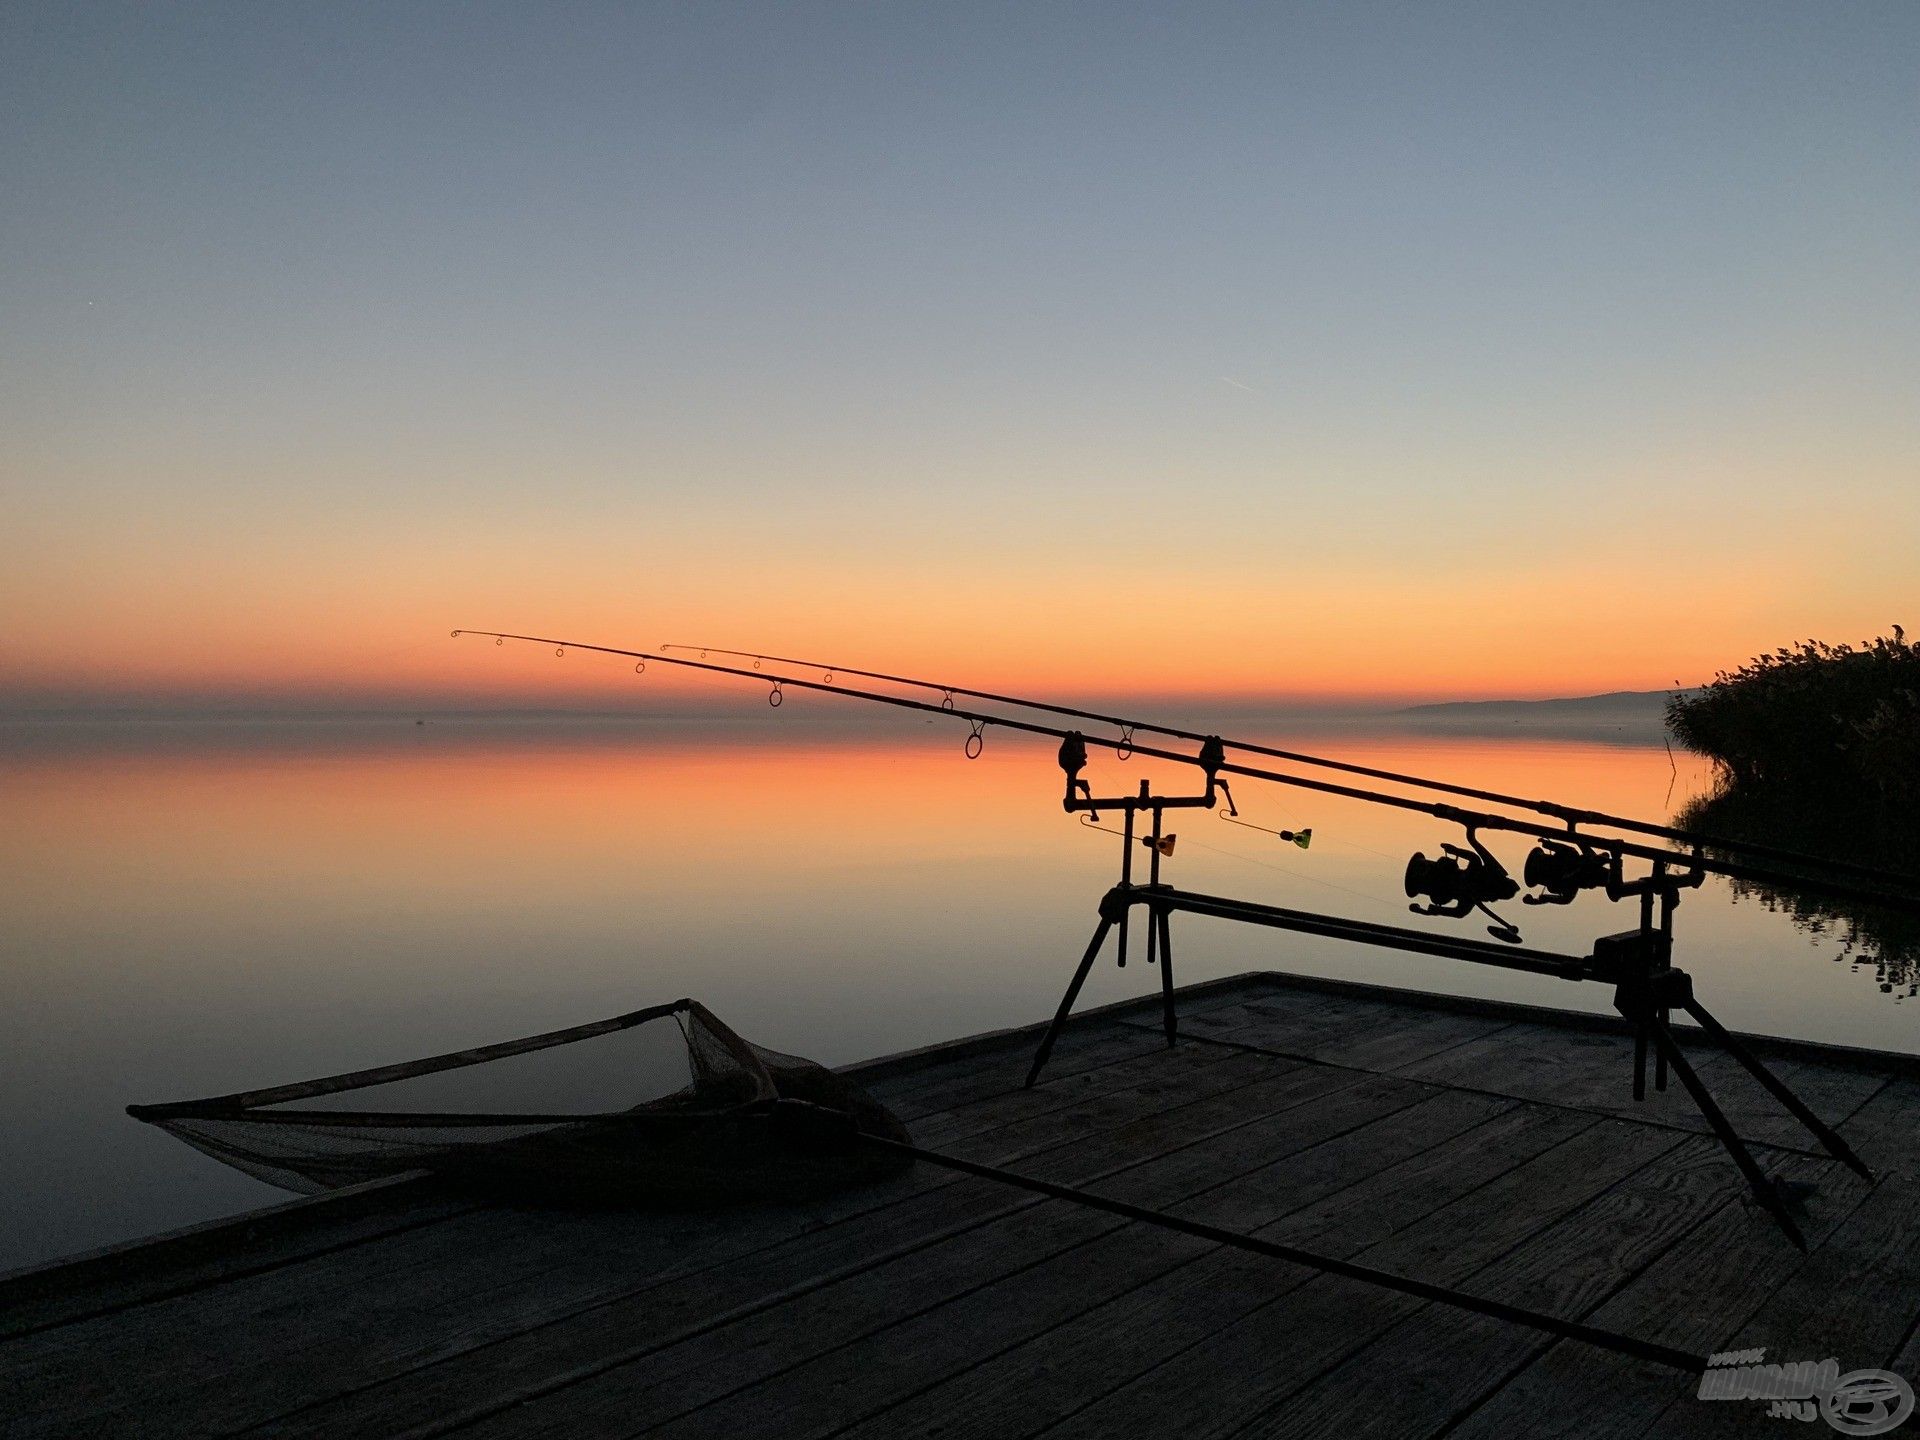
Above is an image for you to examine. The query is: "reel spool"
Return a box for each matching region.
[1405,828,1523,943]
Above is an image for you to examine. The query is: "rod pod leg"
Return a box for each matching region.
[1026,915,1115,1089]
[1681,997,1874,1181]
[1644,1017,1807,1250]
[1156,907,1178,1047]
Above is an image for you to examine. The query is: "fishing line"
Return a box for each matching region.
[1076,815,1405,914]
[451,627,1887,1249]
[1219,812,1314,848]
[1217,807,1411,866]
[451,631,1920,917]
[656,640,1896,888]
[1176,834,1406,914]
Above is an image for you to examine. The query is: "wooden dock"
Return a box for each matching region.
[5,971,1919,1438]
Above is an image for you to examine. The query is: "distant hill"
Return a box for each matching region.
[1399,689,1691,718]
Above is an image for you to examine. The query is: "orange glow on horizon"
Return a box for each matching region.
[0,519,1895,710]
[3,723,1717,873]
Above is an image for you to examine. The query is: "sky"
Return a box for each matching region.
[3,2,1916,712]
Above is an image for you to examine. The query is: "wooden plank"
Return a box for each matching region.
[911,1046,1268,1159]
[1887,1287,1920,1385]
[424,1075,1443,1440]
[0,1019,1175,1344]
[1134,995,1516,1073]
[0,1048,1296,1438]
[1228,1135,1747,1440]
[1573,1055,1890,1154]
[248,1057,1374,1440]
[1033,1118,1687,1440]
[618,1079,1499,1440]
[1245,1100,1596,1256]
[1151,991,1448,1057]
[1399,1020,1721,1096]
[1479,1084,1917,1440]
[841,973,1277,1088]
[0,1035,1237,1397]
[1131,991,1370,1050]
[1233,971,1920,1083]
[9,1046,1261,1436]
[1836,1075,1920,1175]
[864,983,1280,1117]
[869,1023,1165,1121]
[0,1177,472,1341]
[1637,1172,1920,1439]
[1439,1152,1867,1440]
[1681,1159,1920,1374]
[829,1090,1576,1440]
[1393,1015,1892,1159]
[1290,1005,1514,1073]
[829,1100,1606,1440]
[9,973,1913,1440]
[908,1039,1245,1147]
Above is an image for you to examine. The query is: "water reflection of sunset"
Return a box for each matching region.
[2,718,1913,1271]
[3,722,1715,905]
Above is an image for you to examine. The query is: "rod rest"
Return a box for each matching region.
[1586,928,1692,1018]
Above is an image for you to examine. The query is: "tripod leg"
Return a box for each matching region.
[1156,907,1177,1047]
[1681,997,1874,1181]
[1025,917,1114,1089]
[1654,885,1674,1092]
[1645,1017,1806,1249]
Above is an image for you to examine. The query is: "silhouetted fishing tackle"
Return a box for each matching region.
[458,630,1920,917]
[1219,811,1312,849]
[1403,827,1523,943]
[1522,836,1612,906]
[453,625,1900,1243]
[1080,814,1177,856]
[657,640,1901,891]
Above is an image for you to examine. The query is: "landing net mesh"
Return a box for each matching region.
[130,1000,911,1205]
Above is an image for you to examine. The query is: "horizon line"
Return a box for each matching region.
[0,687,1688,724]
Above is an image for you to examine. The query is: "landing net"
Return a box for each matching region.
[128,1000,911,1205]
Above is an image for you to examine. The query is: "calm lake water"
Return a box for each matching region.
[3,714,1913,1273]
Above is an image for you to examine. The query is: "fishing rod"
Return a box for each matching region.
[457,627,1891,1247]
[659,642,1895,888]
[453,629,1920,918]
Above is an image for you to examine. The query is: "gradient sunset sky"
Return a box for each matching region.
[4,3,1915,711]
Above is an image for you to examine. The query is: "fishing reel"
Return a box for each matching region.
[1405,827,1522,943]
[1522,837,1614,906]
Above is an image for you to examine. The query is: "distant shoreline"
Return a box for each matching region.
[0,688,1697,726]
[0,699,1694,754]
[1397,689,1691,718]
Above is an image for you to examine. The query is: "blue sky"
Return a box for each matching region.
[4,2,1916,706]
